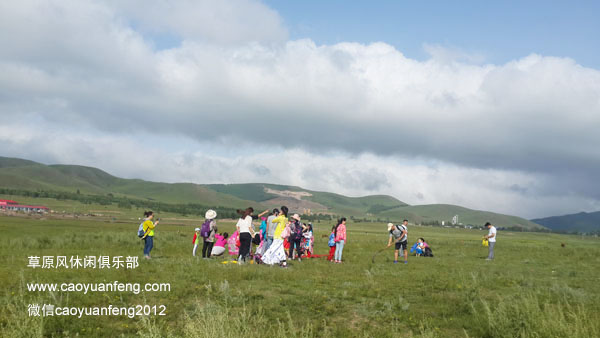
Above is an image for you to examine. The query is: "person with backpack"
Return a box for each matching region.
[387,220,408,264]
[262,206,289,267]
[334,218,347,263]
[140,211,159,259]
[288,214,305,261]
[327,226,336,261]
[201,209,218,259]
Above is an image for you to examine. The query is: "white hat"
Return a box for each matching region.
[205,209,217,220]
[387,223,394,231]
[194,227,200,231]
[292,214,301,221]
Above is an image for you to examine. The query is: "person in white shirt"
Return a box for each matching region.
[484,222,497,260]
[236,207,269,263]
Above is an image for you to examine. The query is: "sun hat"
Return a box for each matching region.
[194,227,200,231]
[205,209,217,220]
[387,223,394,231]
[292,214,301,221]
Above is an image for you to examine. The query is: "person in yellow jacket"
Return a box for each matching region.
[261,206,289,267]
[141,211,160,259]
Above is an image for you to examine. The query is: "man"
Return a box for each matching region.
[387,220,408,264]
[265,208,279,250]
[484,222,496,260]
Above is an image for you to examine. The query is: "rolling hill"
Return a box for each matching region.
[531,211,600,233]
[0,156,544,229]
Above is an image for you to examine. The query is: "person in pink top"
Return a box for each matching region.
[211,232,229,257]
[334,217,347,263]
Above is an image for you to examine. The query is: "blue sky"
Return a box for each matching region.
[265,0,600,68]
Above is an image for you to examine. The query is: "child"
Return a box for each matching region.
[211,232,229,257]
[192,227,201,256]
[416,238,424,256]
[227,230,240,257]
[327,226,336,261]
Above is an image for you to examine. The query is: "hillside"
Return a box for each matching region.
[0,156,544,229]
[380,204,545,229]
[532,211,600,233]
[0,157,261,208]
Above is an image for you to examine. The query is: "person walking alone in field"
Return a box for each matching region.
[484,222,496,260]
[201,209,217,259]
[387,220,408,264]
[334,218,347,263]
[141,211,159,259]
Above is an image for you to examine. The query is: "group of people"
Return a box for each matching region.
[138,208,497,263]
[189,206,348,267]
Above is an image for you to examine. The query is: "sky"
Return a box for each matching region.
[1,0,599,219]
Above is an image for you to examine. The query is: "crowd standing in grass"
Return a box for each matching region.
[137,207,496,265]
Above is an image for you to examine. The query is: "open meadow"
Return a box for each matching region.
[1,214,599,337]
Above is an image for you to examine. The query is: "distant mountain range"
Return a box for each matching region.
[0,156,544,230]
[531,212,600,233]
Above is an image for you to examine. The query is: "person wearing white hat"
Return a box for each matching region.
[200,209,218,259]
[192,227,201,256]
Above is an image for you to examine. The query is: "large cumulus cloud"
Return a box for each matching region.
[1,0,599,217]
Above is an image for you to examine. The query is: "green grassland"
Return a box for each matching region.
[1,215,598,337]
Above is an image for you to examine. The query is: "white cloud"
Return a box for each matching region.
[1,0,599,218]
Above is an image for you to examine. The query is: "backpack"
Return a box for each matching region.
[291,222,303,240]
[200,219,212,238]
[393,224,407,241]
[281,225,291,239]
[137,221,146,238]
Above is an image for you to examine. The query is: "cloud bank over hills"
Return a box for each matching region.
[1,0,599,219]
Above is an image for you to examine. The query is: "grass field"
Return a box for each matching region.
[1,214,599,337]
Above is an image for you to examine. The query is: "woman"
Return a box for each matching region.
[334,217,347,263]
[141,211,159,259]
[288,214,305,261]
[261,206,289,267]
[210,232,229,257]
[202,209,217,259]
[236,207,269,263]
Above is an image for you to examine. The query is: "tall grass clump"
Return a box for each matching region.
[470,284,599,338]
